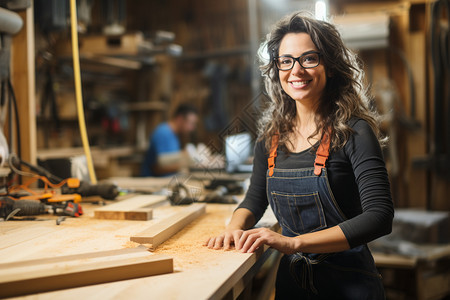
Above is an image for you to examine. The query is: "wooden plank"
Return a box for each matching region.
[405,32,428,209]
[56,32,144,57]
[109,176,181,194]
[80,53,142,70]
[0,222,63,250]
[0,213,173,263]
[0,246,173,298]
[1,204,279,299]
[131,203,206,250]
[11,4,36,165]
[373,253,417,269]
[212,246,272,300]
[94,195,167,220]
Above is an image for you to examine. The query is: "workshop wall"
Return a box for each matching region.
[34,0,254,178]
[40,0,253,150]
[123,0,254,152]
[31,0,450,211]
[335,1,450,211]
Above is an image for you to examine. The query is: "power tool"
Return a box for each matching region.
[0,197,46,220]
[0,196,83,221]
[61,178,118,200]
[1,155,117,221]
[168,183,237,205]
[9,154,119,200]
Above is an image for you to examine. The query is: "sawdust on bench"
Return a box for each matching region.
[153,207,239,270]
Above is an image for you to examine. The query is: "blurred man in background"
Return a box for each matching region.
[140,103,198,177]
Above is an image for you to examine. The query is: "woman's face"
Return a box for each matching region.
[277,32,327,106]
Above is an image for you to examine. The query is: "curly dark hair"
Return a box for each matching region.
[258,12,384,152]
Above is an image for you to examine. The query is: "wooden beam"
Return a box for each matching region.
[80,53,142,70]
[131,203,206,250]
[373,252,417,269]
[405,32,428,208]
[0,246,173,298]
[10,3,36,164]
[55,32,144,57]
[94,195,167,220]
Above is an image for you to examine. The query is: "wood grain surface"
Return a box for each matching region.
[130,203,206,250]
[0,246,173,298]
[94,195,167,220]
[0,202,279,300]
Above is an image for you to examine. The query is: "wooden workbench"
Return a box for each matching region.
[372,246,450,300]
[0,199,279,300]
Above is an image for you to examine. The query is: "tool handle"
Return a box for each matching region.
[62,181,119,200]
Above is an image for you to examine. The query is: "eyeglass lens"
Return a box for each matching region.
[276,53,320,70]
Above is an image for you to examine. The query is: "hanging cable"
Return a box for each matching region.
[69,0,97,184]
[8,78,21,161]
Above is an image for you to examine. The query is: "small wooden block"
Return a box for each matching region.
[94,195,167,220]
[131,203,206,250]
[0,246,173,298]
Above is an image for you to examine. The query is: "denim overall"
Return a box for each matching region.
[267,133,385,300]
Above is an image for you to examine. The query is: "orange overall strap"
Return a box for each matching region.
[268,131,330,177]
[268,134,279,177]
[314,130,331,176]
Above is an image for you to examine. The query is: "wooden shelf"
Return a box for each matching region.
[126,101,167,112]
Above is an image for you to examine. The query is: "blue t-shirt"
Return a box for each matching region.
[140,122,180,177]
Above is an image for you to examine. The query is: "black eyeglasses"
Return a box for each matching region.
[274,51,321,71]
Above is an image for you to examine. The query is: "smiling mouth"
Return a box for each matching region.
[290,80,311,88]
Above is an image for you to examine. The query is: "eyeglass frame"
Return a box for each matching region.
[274,51,322,71]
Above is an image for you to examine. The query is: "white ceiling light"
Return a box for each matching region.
[315,0,327,21]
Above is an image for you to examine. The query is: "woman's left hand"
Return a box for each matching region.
[236,228,299,254]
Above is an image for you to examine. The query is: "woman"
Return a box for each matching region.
[205,12,394,299]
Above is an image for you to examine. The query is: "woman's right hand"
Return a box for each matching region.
[204,229,245,250]
[204,208,256,250]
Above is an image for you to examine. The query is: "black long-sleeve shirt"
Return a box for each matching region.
[238,118,394,248]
